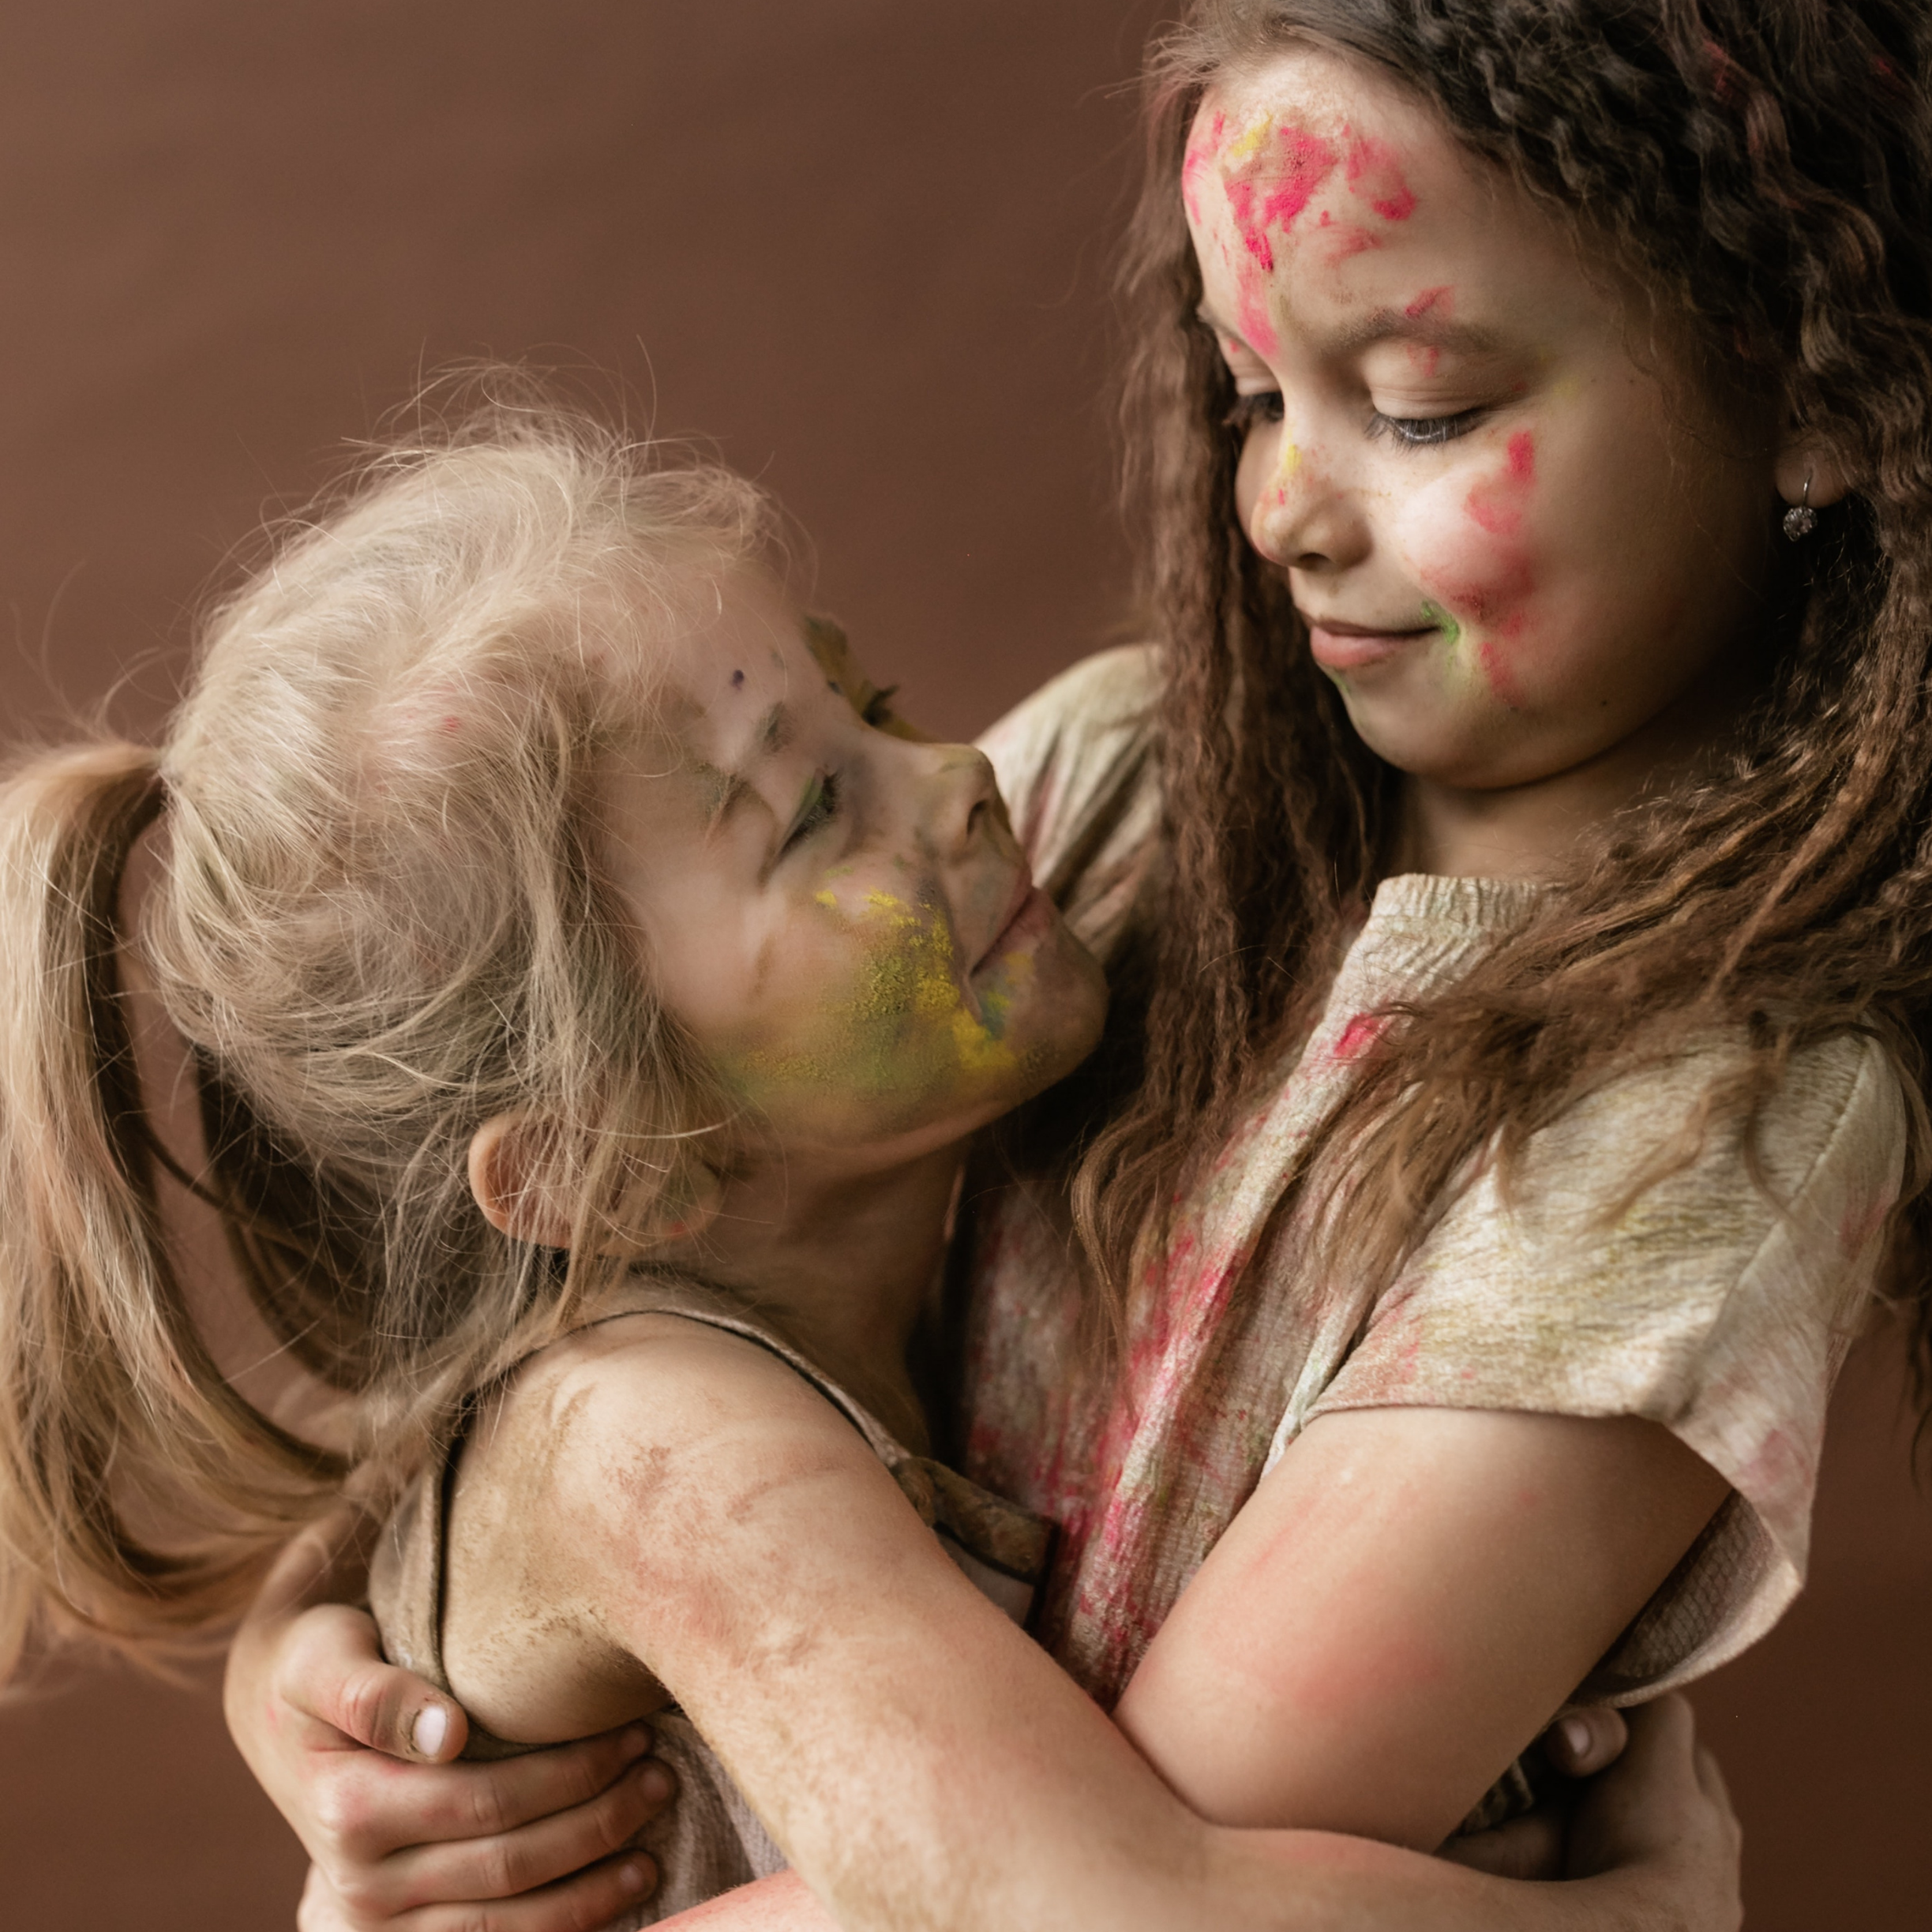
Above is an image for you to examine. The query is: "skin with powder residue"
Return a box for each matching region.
[721,887,1029,1131]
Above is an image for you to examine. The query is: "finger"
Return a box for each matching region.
[280,1604,471,1762]
[1693,1738,1743,1858]
[1543,1705,1630,1776]
[306,1853,658,1932]
[363,1754,675,1915]
[1438,1810,1566,1880]
[320,1739,666,1912]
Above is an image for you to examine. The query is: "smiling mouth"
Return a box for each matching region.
[1302,613,1439,671]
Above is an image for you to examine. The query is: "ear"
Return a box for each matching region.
[467,1114,577,1249]
[1773,436,1851,511]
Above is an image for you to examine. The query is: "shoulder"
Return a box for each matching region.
[975,646,1165,965]
[441,1313,920,1740]
[476,1312,898,1540]
[975,644,1161,805]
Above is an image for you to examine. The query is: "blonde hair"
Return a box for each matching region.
[0,385,774,1671]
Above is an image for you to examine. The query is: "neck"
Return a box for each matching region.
[645,1141,965,1453]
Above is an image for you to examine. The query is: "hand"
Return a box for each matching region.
[227,1520,677,1930]
[1439,1706,1630,1881]
[1562,1696,1743,1930]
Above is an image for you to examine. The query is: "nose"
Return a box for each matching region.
[1244,430,1369,575]
[917,744,1000,861]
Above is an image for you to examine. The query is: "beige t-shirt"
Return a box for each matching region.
[963,644,1904,1709]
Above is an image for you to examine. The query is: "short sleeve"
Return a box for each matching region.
[1303,1030,1907,1701]
[975,646,1163,968]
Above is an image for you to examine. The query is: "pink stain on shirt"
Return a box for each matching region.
[1333,1012,1388,1062]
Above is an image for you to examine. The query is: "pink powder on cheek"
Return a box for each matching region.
[1462,430,1536,538]
[1476,613,1529,708]
[1343,133,1417,222]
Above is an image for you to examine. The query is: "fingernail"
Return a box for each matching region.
[1559,1716,1592,1762]
[619,1861,648,1896]
[413,1703,448,1758]
[640,1763,673,1802]
[621,1723,652,1759]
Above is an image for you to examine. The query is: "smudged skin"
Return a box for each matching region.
[605,572,1105,1165]
[1189,48,1795,876]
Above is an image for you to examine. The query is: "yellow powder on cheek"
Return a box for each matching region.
[722,890,1017,1116]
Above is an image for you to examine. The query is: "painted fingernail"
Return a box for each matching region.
[1559,1716,1592,1762]
[640,1763,673,1802]
[619,1860,648,1896]
[413,1703,448,1758]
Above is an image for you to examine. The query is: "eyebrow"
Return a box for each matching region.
[702,703,794,831]
[1199,303,1508,360]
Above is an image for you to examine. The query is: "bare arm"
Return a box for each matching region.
[437,1320,1730,1931]
[651,1694,1739,1932]
[1114,1405,1730,1845]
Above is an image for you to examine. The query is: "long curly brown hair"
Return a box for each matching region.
[1071,0,1932,1375]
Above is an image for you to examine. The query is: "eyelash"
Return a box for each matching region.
[1366,407,1487,448]
[1222,390,1488,448]
[783,771,842,852]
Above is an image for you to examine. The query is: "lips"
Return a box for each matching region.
[972,865,1045,974]
[1303,612,1437,672]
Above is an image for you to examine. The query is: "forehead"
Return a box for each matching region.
[647,567,810,731]
[1187,48,1582,332]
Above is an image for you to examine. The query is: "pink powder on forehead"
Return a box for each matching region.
[1404,284,1452,320]
[1219,125,1340,274]
[1344,133,1417,222]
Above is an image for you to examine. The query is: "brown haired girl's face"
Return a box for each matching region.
[601,571,1106,1168]
[1187,47,1779,794]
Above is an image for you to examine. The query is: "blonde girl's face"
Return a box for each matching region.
[602,571,1106,1167]
[1186,49,1780,793]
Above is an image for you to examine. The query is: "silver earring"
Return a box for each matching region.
[1783,473,1817,541]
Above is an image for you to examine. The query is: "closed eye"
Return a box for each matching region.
[782,771,841,853]
[1225,391,1284,430]
[1367,407,1488,448]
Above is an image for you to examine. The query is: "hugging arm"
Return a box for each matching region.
[424,1319,1736,1932]
[227,1516,675,1932]
[230,1394,1739,1932]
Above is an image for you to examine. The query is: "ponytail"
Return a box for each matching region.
[0,745,340,1675]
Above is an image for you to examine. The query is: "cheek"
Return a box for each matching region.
[1396,437,1544,704]
[716,897,1019,1129]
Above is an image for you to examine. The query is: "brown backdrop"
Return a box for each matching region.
[0,6,1926,1927]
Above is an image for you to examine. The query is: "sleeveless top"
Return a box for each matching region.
[367,1276,1055,1925]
